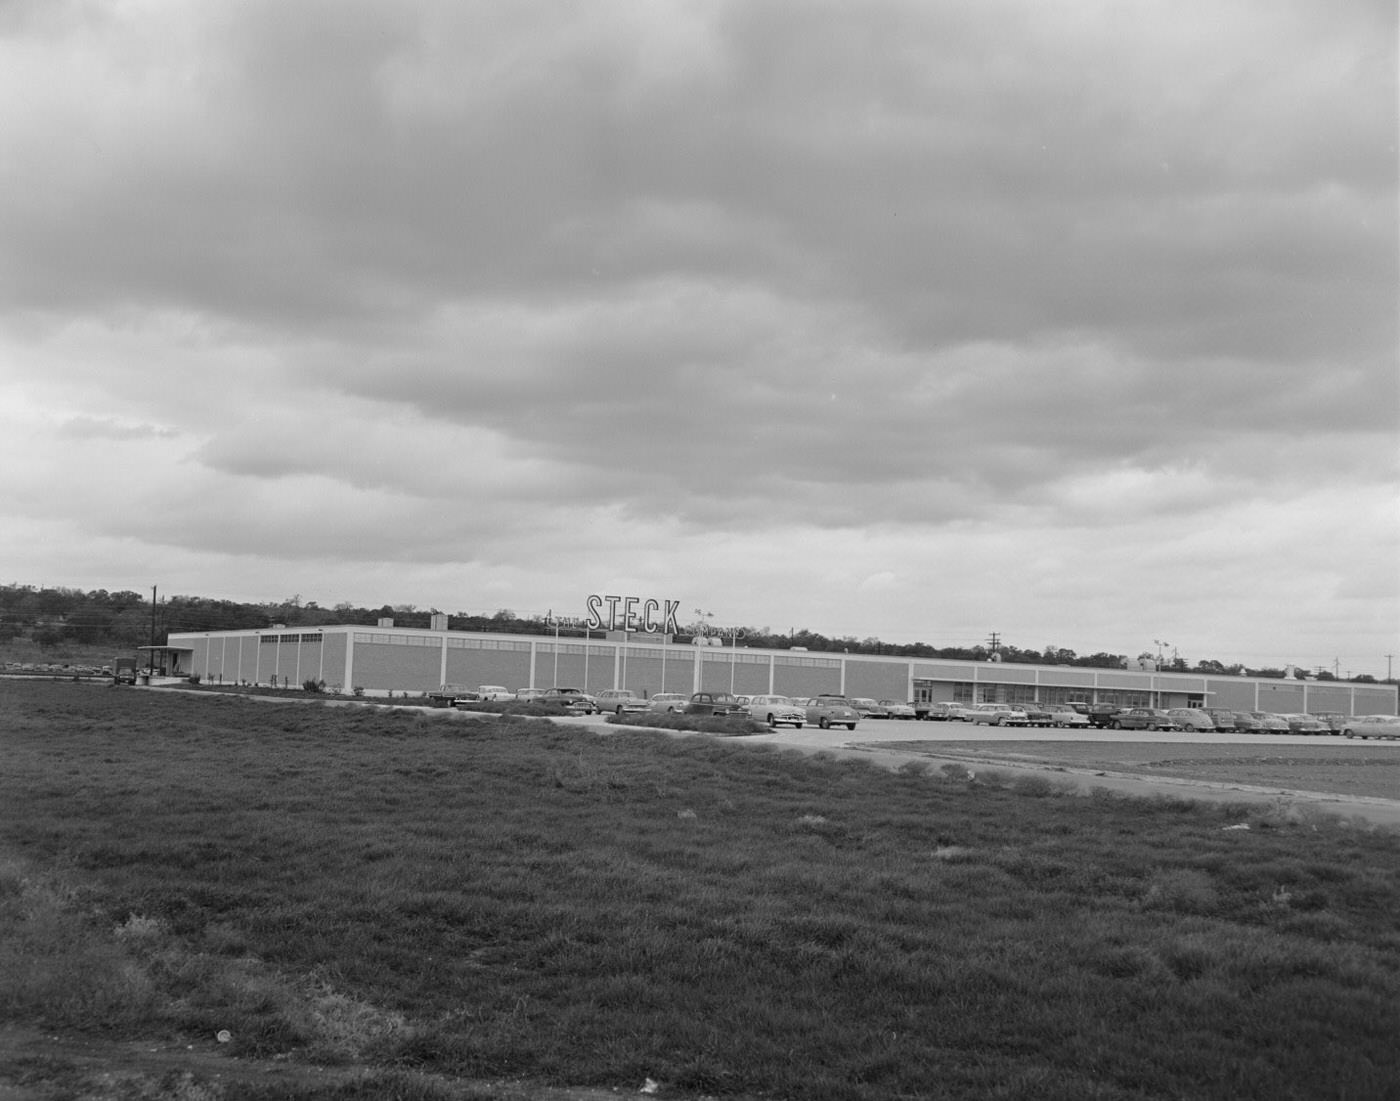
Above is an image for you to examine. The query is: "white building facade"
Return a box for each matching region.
[166,624,1399,717]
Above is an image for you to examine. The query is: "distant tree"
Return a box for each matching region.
[33,625,64,650]
[1353,674,1377,683]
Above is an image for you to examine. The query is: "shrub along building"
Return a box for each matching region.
[167,619,1398,718]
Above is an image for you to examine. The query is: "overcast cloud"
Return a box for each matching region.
[1,0,1396,674]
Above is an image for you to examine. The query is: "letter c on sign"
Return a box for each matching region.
[642,599,660,633]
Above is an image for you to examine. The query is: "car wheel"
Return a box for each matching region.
[766,713,776,725]
[1111,720,1122,730]
[846,723,857,730]
[794,723,804,729]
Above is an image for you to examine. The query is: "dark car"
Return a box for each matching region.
[1081,703,1126,728]
[538,687,598,713]
[1109,708,1182,731]
[804,694,862,730]
[921,702,964,721]
[684,691,750,717]
[1018,702,1053,726]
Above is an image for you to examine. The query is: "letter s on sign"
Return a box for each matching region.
[585,594,604,631]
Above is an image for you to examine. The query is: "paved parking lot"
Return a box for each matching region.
[568,713,1400,827]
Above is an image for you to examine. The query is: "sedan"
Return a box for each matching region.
[1167,709,1216,732]
[921,702,965,721]
[1109,708,1182,731]
[648,692,692,714]
[850,698,891,719]
[878,699,917,720]
[1247,712,1291,734]
[1280,713,1326,735]
[745,694,807,728]
[538,687,598,713]
[1342,715,1400,740]
[1043,703,1090,728]
[1229,711,1264,734]
[1018,702,1053,726]
[969,703,1030,727]
[804,695,861,730]
[1203,708,1239,732]
[685,691,750,718]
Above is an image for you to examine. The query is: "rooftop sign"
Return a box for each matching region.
[585,594,681,635]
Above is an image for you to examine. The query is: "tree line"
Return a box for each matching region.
[0,583,1379,683]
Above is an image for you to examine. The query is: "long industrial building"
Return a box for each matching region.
[166,623,1399,717]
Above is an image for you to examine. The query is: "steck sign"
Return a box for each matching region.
[585,594,681,635]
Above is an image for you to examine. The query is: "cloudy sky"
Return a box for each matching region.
[1,1,1396,675]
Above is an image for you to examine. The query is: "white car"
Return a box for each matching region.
[878,699,917,720]
[969,703,1030,726]
[1341,715,1400,740]
[476,685,515,701]
[1043,703,1090,728]
[595,689,651,715]
[744,694,806,728]
[647,692,692,714]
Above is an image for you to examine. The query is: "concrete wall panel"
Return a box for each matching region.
[845,660,913,702]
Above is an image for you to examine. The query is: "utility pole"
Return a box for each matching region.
[1387,654,1394,681]
[986,631,1000,653]
[148,585,157,675]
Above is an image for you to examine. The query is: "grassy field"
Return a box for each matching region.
[1,680,1397,1100]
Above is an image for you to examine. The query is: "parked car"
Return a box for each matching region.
[1247,711,1291,734]
[877,699,917,720]
[1043,703,1090,728]
[648,692,692,714]
[804,695,861,730]
[1280,713,1326,735]
[1203,708,1239,732]
[849,698,891,719]
[1311,713,1346,734]
[969,703,1030,727]
[1228,711,1264,733]
[1342,715,1400,740]
[1017,702,1053,726]
[1167,708,1216,732]
[538,687,598,713]
[684,691,750,718]
[427,684,487,708]
[595,689,650,715]
[476,685,515,701]
[744,694,807,728]
[515,688,547,703]
[1081,703,1126,728]
[1109,708,1182,731]
[921,702,965,721]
